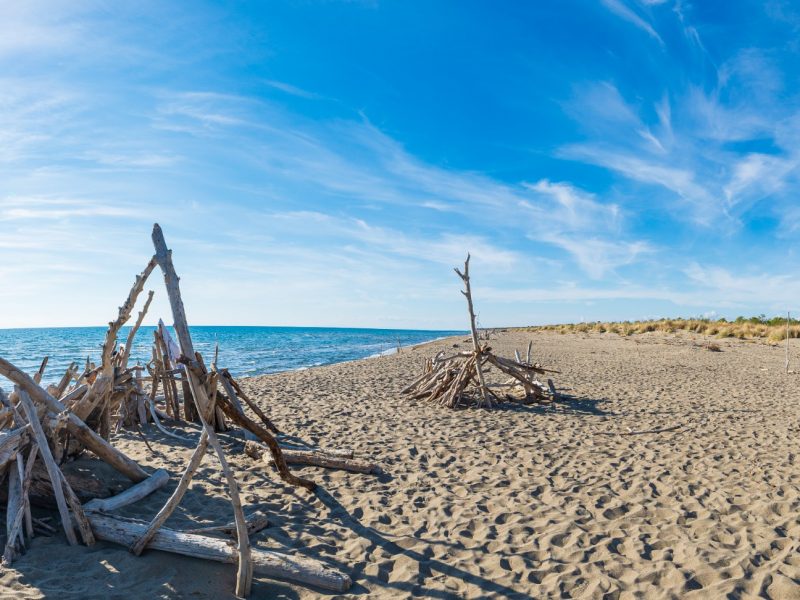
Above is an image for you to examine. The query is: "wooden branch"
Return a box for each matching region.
[245,441,379,474]
[149,396,192,442]
[278,443,354,459]
[121,289,154,370]
[0,357,148,482]
[223,371,279,434]
[0,426,27,469]
[131,431,209,556]
[180,511,269,537]
[33,357,48,385]
[84,469,170,513]
[54,362,77,399]
[151,219,254,597]
[454,254,491,408]
[3,453,23,564]
[216,394,315,491]
[217,371,257,442]
[86,512,351,592]
[58,466,96,546]
[101,257,157,378]
[16,388,78,545]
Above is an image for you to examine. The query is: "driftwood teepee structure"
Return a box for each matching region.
[402,254,558,409]
[0,223,376,597]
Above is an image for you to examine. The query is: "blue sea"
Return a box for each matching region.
[0,326,463,386]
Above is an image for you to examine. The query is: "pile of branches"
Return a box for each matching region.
[402,255,559,409]
[0,224,379,597]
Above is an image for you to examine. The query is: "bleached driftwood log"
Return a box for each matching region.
[87,513,351,592]
[84,469,170,513]
[16,389,76,545]
[3,445,39,565]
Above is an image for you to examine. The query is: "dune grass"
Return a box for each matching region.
[526,316,800,344]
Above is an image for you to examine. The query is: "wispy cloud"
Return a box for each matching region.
[0,197,142,221]
[600,0,664,44]
[263,80,318,99]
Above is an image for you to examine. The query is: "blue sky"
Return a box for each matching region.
[2,1,800,329]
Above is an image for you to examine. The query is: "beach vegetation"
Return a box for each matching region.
[526,316,800,344]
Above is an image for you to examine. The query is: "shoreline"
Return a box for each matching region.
[249,333,466,379]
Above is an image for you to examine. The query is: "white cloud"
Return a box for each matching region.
[263,80,318,99]
[600,0,664,44]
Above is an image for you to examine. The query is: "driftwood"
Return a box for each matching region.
[130,430,210,556]
[84,469,170,513]
[87,513,351,592]
[0,358,148,482]
[0,426,27,470]
[454,255,491,408]
[402,255,558,409]
[181,511,270,538]
[16,389,78,545]
[0,223,363,597]
[244,441,378,474]
[149,224,252,597]
[222,371,279,434]
[216,393,316,491]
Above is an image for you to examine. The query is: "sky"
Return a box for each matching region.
[2,1,800,329]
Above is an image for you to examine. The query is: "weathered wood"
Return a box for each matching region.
[3,454,23,563]
[0,446,37,566]
[121,289,155,370]
[21,445,37,539]
[71,376,110,422]
[84,468,170,513]
[245,441,378,474]
[0,358,148,482]
[101,258,157,378]
[33,357,48,385]
[58,466,96,546]
[0,426,27,469]
[181,511,269,537]
[87,512,352,592]
[217,371,257,442]
[152,222,253,596]
[54,362,77,399]
[15,435,87,542]
[454,254,491,408]
[223,372,279,434]
[278,443,354,459]
[216,394,315,491]
[130,432,209,556]
[16,388,77,545]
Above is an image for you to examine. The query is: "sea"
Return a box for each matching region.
[0,326,463,386]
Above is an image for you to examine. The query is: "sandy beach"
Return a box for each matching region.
[3,328,800,598]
